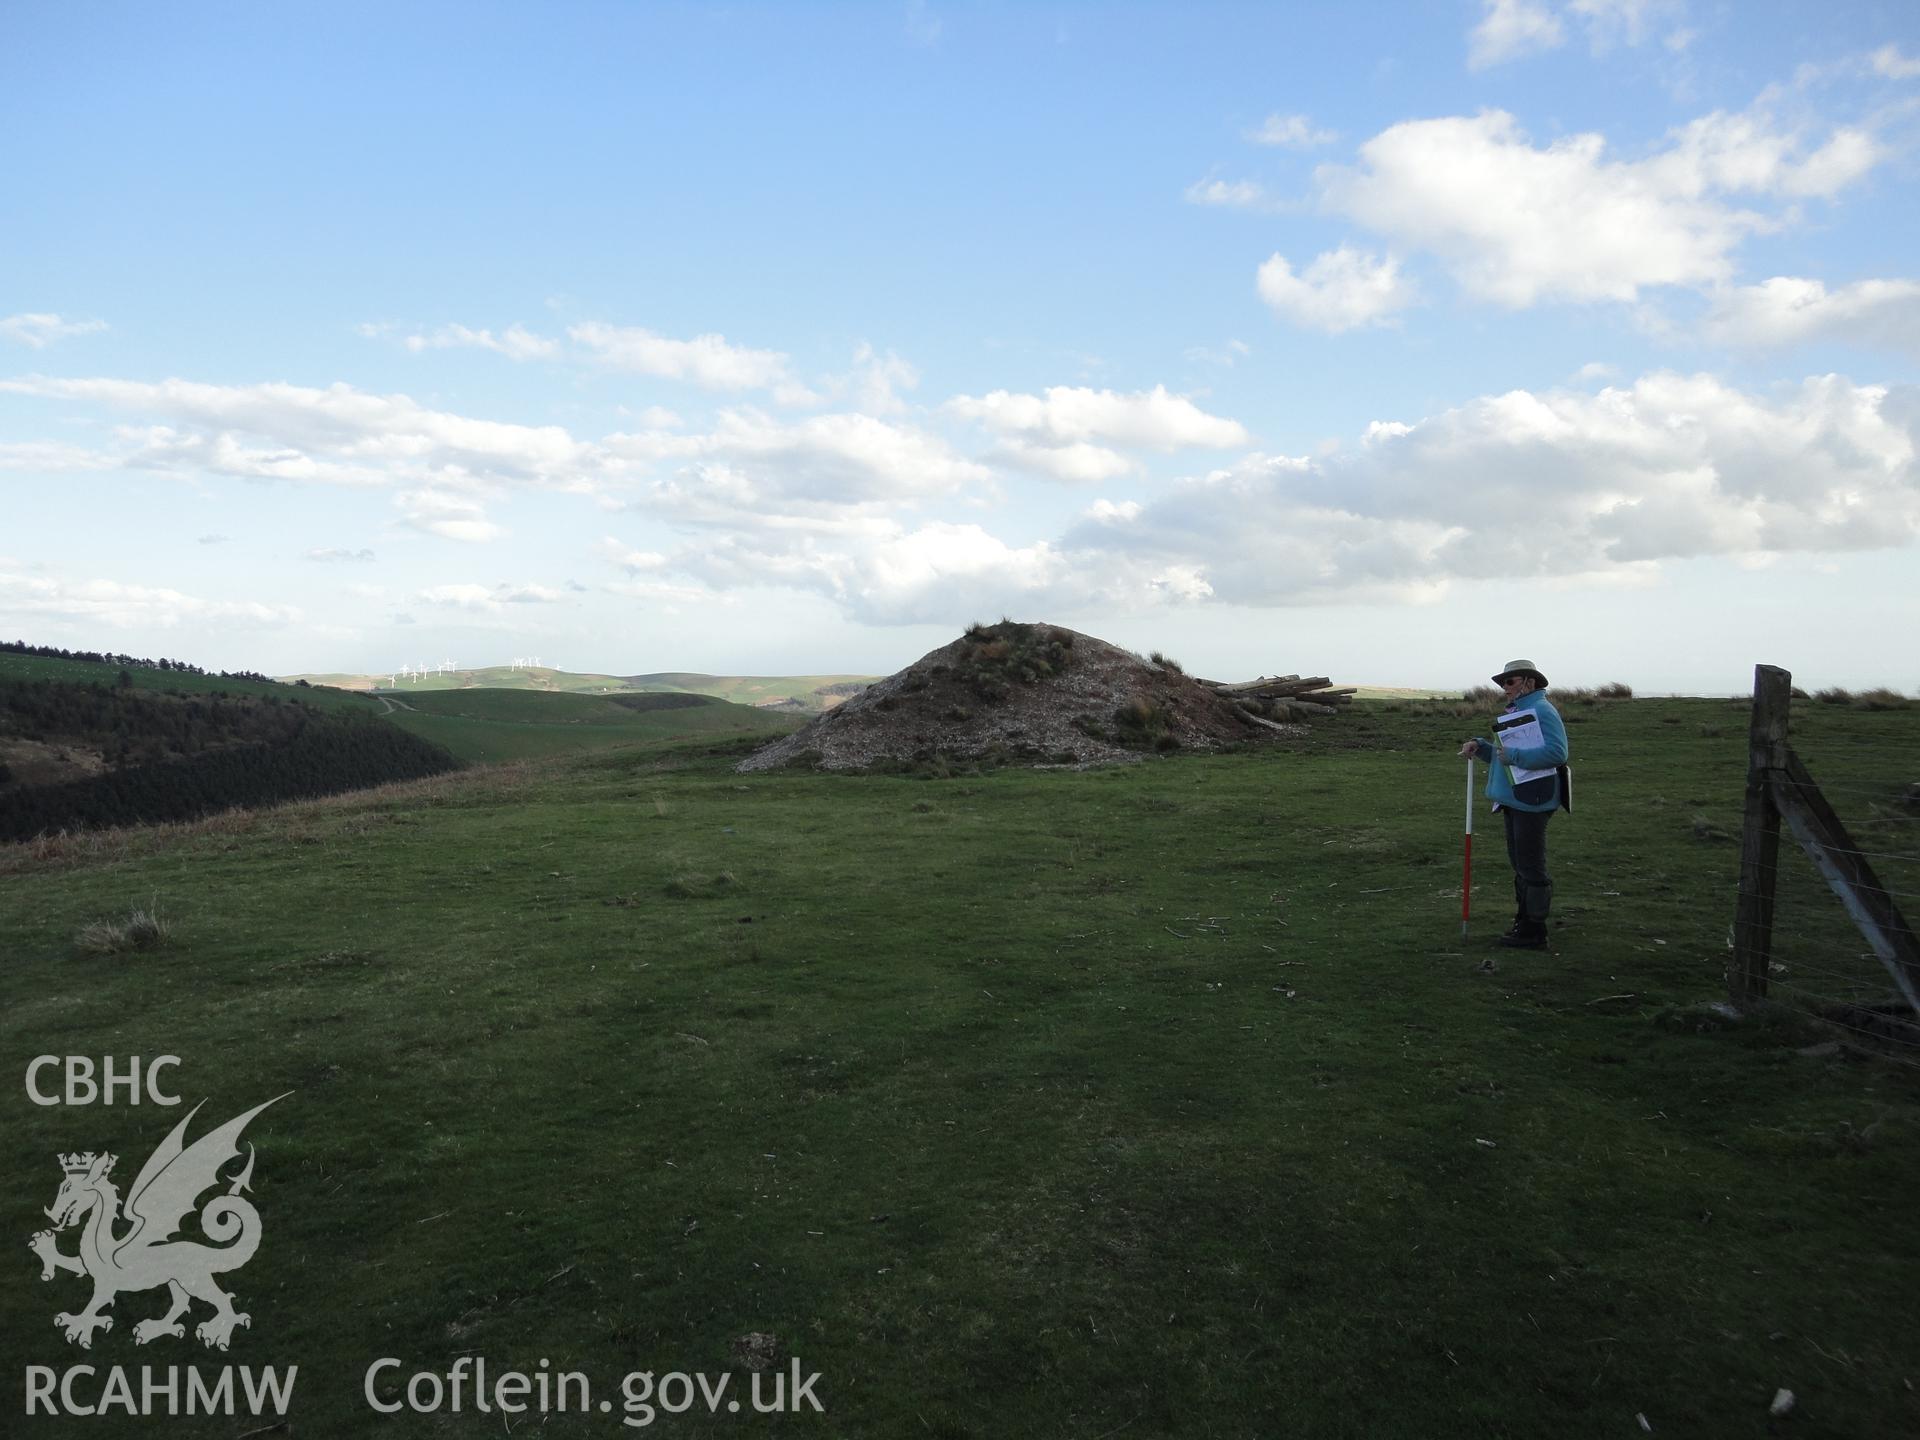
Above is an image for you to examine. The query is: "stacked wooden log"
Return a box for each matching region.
[1197,674,1355,724]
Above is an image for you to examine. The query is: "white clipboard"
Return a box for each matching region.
[1494,710,1555,784]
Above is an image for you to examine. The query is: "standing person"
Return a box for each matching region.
[1456,660,1568,949]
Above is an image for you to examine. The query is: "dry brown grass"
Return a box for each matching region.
[73,900,173,956]
[0,762,536,876]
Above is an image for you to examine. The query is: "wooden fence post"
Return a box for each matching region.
[1730,664,1791,1006]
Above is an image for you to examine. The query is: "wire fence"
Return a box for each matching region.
[1728,667,1920,1059]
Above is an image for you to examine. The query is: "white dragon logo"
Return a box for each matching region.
[28,1095,287,1350]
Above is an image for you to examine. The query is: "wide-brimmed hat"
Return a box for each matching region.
[1492,659,1549,688]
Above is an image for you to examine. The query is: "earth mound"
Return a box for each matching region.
[735,621,1293,773]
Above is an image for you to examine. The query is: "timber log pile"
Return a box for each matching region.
[1196,674,1355,726]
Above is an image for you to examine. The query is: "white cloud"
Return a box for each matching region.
[903,0,942,48]
[1184,178,1271,209]
[1568,0,1678,53]
[3,375,597,492]
[848,343,920,416]
[989,439,1134,484]
[1870,43,1920,80]
[596,538,672,574]
[1084,498,1143,523]
[1246,113,1337,148]
[1054,372,1919,607]
[306,547,376,563]
[0,572,299,629]
[1649,108,1880,200]
[1317,99,1884,308]
[1257,247,1418,332]
[416,584,499,610]
[0,440,119,472]
[396,489,505,544]
[568,321,804,397]
[810,343,923,417]
[948,385,1248,457]
[613,408,992,518]
[399,323,558,360]
[1704,276,1920,354]
[412,581,562,612]
[1469,0,1565,70]
[1470,0,1687,67]
[1184,339,1252,367]
[673,520,1078,627]
[1,313,107,348]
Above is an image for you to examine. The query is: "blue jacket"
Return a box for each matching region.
[1470,690,1568,813]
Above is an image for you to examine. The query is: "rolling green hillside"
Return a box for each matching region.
[286,664,632,695]
[622,670,876,709]
[375,686,801,763]
[284,664,879,710]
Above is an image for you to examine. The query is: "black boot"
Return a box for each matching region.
[1498,920,1548,949]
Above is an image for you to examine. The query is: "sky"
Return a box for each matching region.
[4,0,1918,694]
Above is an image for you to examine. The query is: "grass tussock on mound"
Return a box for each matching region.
[74,900,172,956]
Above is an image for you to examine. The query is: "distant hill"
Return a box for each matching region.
[283,664,878,711]
[371,687,802,764]
[621,672,876,710]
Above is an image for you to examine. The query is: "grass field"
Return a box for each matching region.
[3,696,1917,1437]
[376,689,801,764]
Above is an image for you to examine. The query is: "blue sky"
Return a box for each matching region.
[5,1,1918,692]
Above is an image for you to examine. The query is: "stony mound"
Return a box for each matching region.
[735,621,1294,772]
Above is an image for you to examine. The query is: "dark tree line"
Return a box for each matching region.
[1,679,310,768]
[0,707,459,841]
[2,639,273,684]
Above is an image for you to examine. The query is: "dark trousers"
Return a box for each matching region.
[1502,806,1554,923]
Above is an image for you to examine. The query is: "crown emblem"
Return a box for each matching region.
[59,1152,109,1175]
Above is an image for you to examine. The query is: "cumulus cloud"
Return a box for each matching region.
[1471,0,1687,67]
[612,407,992,519]
[947,385,1249,483]
[396,489,505,543]
[0,572,299,629]
[397,323,558,360]
[1873,44,1920,80]
[0,440,119,472]
[3,376,593,492]
[306,547,376,562]
[1184,177,1272,209]
[5,371,1001,552]
[414,582,566,612]
[1704,276,1920,354]
[1469,0,1565,70]
[1246,113,1337,148]
[1052,371,1920,607]
[1317,100,1882,308]
[568,321,810,399]
[1,313,107,348]
[1257,247,1418,332]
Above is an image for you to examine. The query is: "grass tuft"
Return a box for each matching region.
[74,899,172,955]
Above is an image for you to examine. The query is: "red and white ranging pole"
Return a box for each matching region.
[1462,757,1475,940]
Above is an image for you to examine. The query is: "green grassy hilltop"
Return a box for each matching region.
[3,696,1917,1437]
